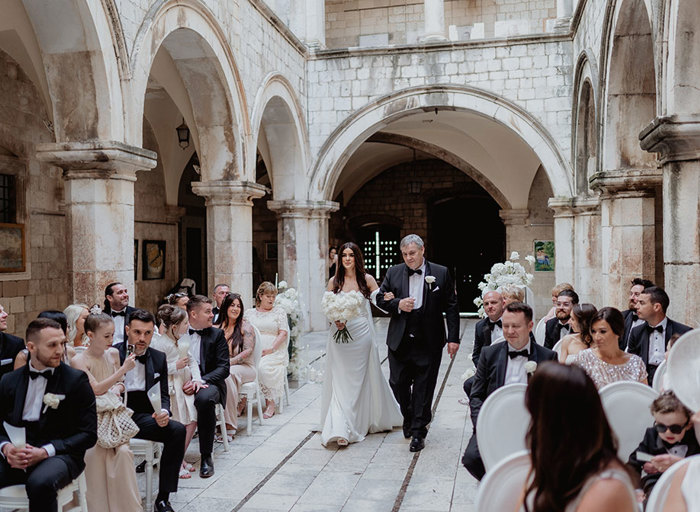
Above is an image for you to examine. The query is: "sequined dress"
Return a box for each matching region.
[572,348,647,389]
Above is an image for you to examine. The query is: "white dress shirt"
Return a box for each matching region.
[490,320,503,343]
[408,260,426,310]
[124,360,146,392]
[187,330,205,383]
[111,311,126,345]
[647,317,668,366]
[22,363,53,421]
[505,341,532,385]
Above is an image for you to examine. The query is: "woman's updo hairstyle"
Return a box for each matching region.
[157,304,188,329]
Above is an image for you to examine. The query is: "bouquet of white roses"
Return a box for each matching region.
[275,281,303,372]
[473,251,536,317]
[321,290,366,343]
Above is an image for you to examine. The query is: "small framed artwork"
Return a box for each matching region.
[142,240,166,280]
[134,240,139,280]
[0,223,26,273]
[265,242,278,261]
[534,240,555,272]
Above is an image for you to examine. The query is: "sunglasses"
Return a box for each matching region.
[654,421,688,435]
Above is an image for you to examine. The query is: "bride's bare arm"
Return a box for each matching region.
[327,277,335,291]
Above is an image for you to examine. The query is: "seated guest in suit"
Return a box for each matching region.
[103,282,136,346]
[627,286,691,387]
[0,302,25,378]
[544,289,579,349]
[558,303,597,364]
[116,309,186,512]
[621,278,654,350]
[211,284,230,324]
[183,296,229,478]
[542,282,574,322]
[0,318,97,512]
[628,391,699,501]
[462,302,557,480]
[464,290,503,398]
[520,362,637,512]
[16,312,76,369]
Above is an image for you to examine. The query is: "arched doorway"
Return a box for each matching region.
[177,154,207,296]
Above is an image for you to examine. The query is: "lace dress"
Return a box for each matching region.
[222,319,256,429]
[150,333,197,424]
[572,348,647,389]
[244,306,288,402]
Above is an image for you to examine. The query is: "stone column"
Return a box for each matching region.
[571,197,602,305]
[304,0,326,49]
[192,180,267,301]
[590,170,661,310]
[36,141,157,306]
[422,0,447,42]
[499,208,529,257]
[548,199,576,287]
[640,115,700,324]
[554,0,573,31]
[268,200,339,331]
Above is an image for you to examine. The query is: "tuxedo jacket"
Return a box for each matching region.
[469,341,557,427]
[627,318,691,380]
[621,309,638,350]
[377,261,460,352]
[0,363,97,477]
[471,318,492,367]
[0,332,25,379]
[193,327,230,405]
[103,305,138,343]
[115,343,171,414]
[543,317,570,350]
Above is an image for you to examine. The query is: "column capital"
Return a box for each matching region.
[547,197,575,218]
[191,180,268,206]
[589,169,661,196]
[498,208,529,225]
[36,141,157,180]
[571,196,601,216]
[267,200,339,219]
[640,114,700,164]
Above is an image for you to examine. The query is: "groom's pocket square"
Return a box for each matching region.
[432,286,440,292]
[154,372,161,379]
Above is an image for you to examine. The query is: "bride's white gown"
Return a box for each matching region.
[320,292,403,446]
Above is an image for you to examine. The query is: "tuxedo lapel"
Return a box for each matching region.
[422,261,431,306]
[13,368,29,423]
[401,265,409,299]
[639,327,651,364]
[199,330,208,373]
[145,350,155,391]
[495,343,508,387]
[40,364,64,427]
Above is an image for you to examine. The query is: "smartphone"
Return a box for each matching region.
[127,344,135,356]
[636,451,654,462]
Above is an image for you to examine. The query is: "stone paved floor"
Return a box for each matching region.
[137,318,480,511]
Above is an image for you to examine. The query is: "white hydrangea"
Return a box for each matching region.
[473,253,536,317]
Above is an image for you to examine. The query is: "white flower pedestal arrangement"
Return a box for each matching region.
[473,251,536,317]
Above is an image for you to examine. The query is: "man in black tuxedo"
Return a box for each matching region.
[103,282,137,346]
[0,303,25,378]
[211,284,229,324]
[543,289,579,349]
[620,278,654,350]
[116,309,185,512]
[377,234,460,452]
[462,302,557,480]
[183,295,229,477]
[463,291,504,398]
[0,318,97,512]
[627,286,691,386]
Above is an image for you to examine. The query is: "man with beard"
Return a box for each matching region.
[621,278,654,350]
[544,289,579,350]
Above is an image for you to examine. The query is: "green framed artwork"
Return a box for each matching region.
[534,240,554,272]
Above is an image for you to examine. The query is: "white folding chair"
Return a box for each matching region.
[129,439,162,512]
[599,381,658,461]
[240,325,266,434]
[534,317,547,346]
[278,373,291,414]
[476,383,529,472]
[645,455,699,512]
[552,339,563,358]
[215,403,230,452]
[652,360,667,393]
[0,471,87,511]
[475,450,531,512]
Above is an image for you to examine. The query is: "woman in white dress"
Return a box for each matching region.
[320,242,402,447]
[558,303,597,364]
[244,282,288,419]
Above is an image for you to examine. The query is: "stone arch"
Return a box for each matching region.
[309,85,572,203]
[250,73,309,198]
[600,0,658,171]
[128,0,248,182]
[662,0,700,115]
[572,52,599,194]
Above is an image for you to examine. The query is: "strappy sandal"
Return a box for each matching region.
[179,467,191,479]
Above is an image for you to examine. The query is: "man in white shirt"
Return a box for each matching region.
[103,282,135,345]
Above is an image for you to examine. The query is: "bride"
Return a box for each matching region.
[320,242,403,447]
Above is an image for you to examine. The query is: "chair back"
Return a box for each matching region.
[534,317,547,346]
[652,360,667,393]
[476,450,531,512]
[251,325,263,371]
[552,339,563,356]
[645,455,699,512]
[599,381,658,461]
[476,383,529,472]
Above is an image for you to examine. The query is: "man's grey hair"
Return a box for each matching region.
[400,234,424,249]
[213,283,230,293]
[482,289,503,299]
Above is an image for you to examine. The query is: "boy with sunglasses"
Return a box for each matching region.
[628,391,699,499]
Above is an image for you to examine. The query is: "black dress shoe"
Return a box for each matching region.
[154,499,174,512]
[200,456,215,478]
[409,437,425,452]
[135,460,146,473]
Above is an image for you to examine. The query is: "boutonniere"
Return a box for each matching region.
[425,275,436,289]
[524,361,537,380]
[42,393,65,413]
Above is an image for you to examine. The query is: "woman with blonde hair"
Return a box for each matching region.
[64,304,90,347]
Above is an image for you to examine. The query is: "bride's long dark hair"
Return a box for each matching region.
[332,242,371,298]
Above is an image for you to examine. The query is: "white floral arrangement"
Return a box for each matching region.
[274,283,303,374]
[473,251,536,317]
[321,290,366,343]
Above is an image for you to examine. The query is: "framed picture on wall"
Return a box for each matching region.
[0,223,25,273]
[265,242,278,261]
[534,240,555,272]
[142,240,166,280]
[134,240,139,280]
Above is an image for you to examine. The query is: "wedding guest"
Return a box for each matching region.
[544,289,579,349]
[572,307,647,389]
[559,303,597,364]
[71,313,141,511]
[0,302,24,379]
[0,318,97,512]
[116,309,186,512]
[520,362,637,512]
[244,282,288,420]
[542,282,574,322]
[216,293,256,437]
[328,246,338,279]
[621,278,654,350]
[166,293,189,309]
[627,391,699,501]
[627,286,691,386]
[499,284,525,305]
[36,311,75,364]
[211,284,230,324]
[150,305,198,478]
[464,291,503,398]
[660,411,700,512]
[64,304,90,347]
[183,296,229,479]
[103,282,136,345]
[462,302,557,480]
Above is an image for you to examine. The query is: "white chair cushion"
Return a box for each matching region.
[476,450,531,512]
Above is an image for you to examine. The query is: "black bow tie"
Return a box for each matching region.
[407,268,423,276]
[111,310,126,317]
[29,370,52,380]
[135,353,148,364]
[556,323,569,333]
[189,328,203,336]
[647,324,663,333]
[631,313,639,322]
[488,319,502,331]
[508,349,529,359]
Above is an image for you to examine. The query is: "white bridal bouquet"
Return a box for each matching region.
[473,251,536,317]
[321,290,366,343]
